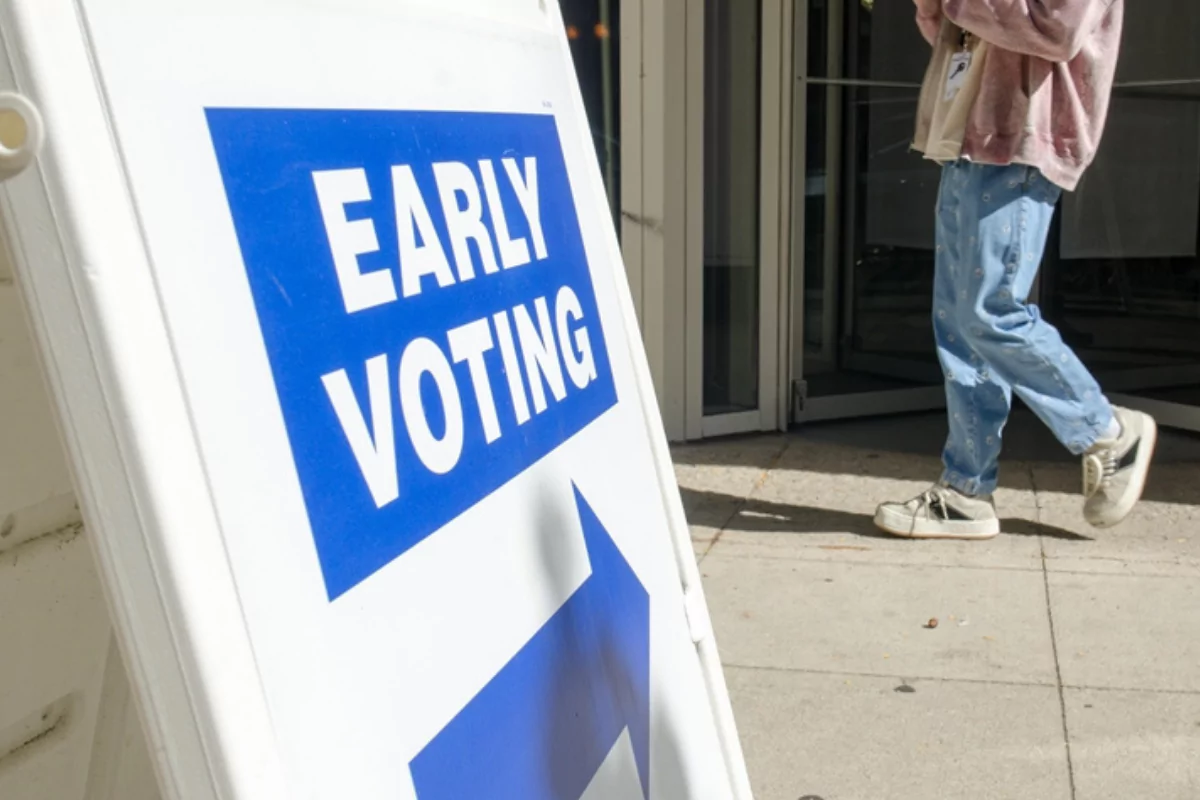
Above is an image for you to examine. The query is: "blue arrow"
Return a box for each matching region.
[409,484,651,800]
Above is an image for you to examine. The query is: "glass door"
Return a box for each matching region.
[791,0,947,422]
[1041,6,1200,432]
[693,0,788,438]
[561,0,621,227]
[702,0,763,419]
[790,1,1200,432]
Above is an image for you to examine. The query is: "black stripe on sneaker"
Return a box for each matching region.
[1117,439,1140,472]
[944,506,976,521]
[931,497,975,522]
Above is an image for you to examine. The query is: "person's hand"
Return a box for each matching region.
[913,0,942,46]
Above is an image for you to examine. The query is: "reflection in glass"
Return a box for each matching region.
[1046,93,1200,387]
[1039,6,1200,409]
[846,82,941,374]
[799,0,1200,419]
[802,0,943,398]
[562,0,621,226]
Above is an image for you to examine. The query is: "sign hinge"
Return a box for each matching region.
[0,92,44,184]
[682,586,713,645]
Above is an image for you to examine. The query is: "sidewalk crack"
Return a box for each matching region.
[1032,462,1078,800]
[700,436,792,560]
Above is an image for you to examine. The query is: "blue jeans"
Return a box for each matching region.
[934,161,1114,496]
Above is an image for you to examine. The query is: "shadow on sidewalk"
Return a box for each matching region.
[672,411,1200,507]
[680,487,1093,542]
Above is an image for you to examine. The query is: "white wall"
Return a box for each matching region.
[620,0,693,441]
[0,232,159,800]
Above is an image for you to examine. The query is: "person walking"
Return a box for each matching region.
[875,0,1156,540]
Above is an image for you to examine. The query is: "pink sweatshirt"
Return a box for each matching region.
[913,0,1124,191]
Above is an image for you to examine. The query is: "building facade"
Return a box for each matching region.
[564,0,1200,441]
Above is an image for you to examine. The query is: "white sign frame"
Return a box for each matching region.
[0,1,753,798]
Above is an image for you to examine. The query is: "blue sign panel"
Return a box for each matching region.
[206,110,618,598]
[409,485,650,800]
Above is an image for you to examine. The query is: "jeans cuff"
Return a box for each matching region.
[1067,408,1114,455]
[941,470,995,498]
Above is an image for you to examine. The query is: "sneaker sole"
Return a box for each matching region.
[873,505,1000,540]
[1087,413,1158,529]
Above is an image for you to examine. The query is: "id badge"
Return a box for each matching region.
[945,51,972,100]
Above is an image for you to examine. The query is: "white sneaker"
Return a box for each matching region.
[1083,407,1157,529]
[874,484,1000,540]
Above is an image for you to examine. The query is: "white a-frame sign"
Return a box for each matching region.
[0,1,754,798]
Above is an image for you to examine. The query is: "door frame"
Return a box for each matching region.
[680,0,793,440]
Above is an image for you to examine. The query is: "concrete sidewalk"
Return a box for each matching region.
[675,411,1200,800]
